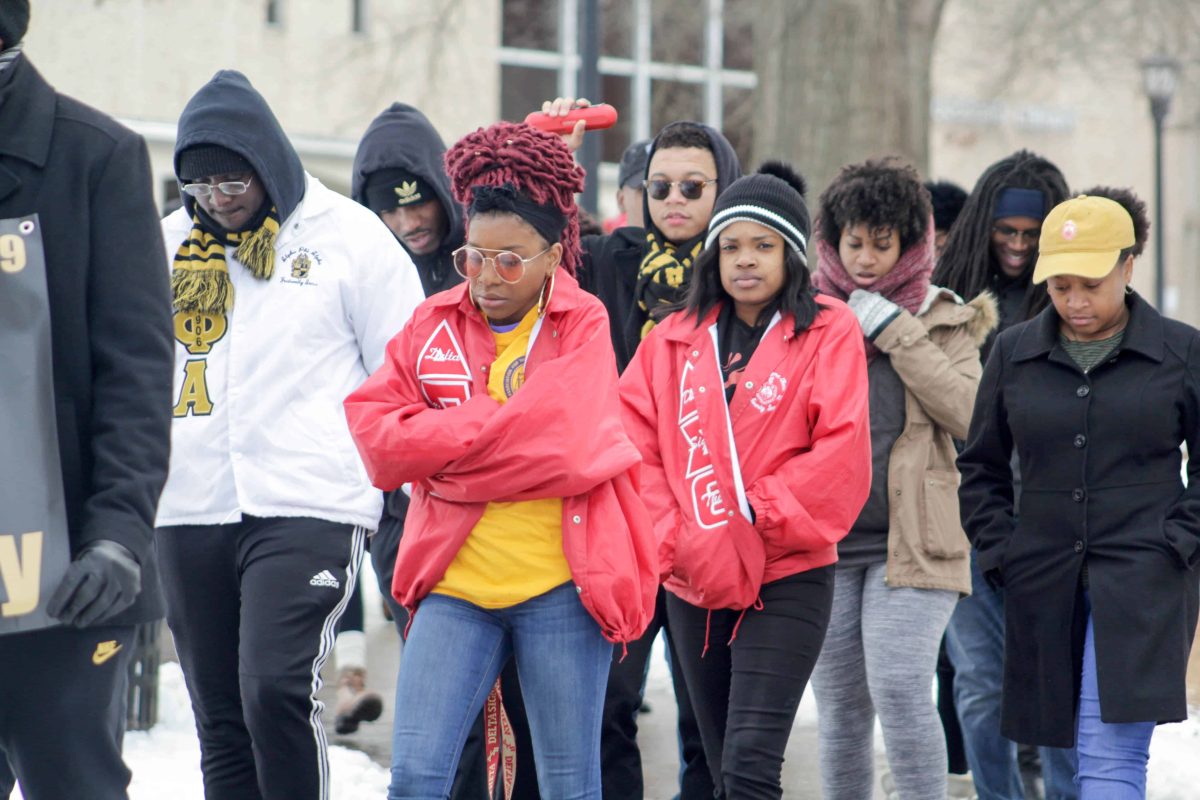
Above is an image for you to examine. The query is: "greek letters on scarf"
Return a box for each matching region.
[635,233,703,338]
[171,203,280,313]
[343,270,659,644]
[812,224,935,358]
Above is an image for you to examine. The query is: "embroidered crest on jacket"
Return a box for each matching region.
[751,372,788,413]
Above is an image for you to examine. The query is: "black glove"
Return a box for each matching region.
[47,540,142,627]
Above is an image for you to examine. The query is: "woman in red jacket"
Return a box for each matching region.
[620,163,872,799]
[344,122,658,800]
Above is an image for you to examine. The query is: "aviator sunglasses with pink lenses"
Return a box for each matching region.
[452,245,552,284]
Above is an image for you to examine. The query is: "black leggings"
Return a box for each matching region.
[666,567,835,800]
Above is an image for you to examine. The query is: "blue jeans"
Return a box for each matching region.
[1075,606,1154,798]
[388,582,612,800]
[945,553,1078,800]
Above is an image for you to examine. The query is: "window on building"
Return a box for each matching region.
[266,0,282,26]
[498,0,758,172]
[352,0,367,34]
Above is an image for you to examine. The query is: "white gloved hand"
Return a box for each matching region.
[847,289,902,339]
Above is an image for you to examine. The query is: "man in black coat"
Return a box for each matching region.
[0,4,174,799]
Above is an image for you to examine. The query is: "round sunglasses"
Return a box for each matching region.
[646,177,717,201]
[452,245,552,284]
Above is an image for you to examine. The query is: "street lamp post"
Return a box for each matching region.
[1140,54,1181,313]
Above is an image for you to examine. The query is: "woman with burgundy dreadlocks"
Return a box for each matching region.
[344,121,658,799]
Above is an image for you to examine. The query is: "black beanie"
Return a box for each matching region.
[0,0,29,48]
[705,161,811,264]
[364,167,437,213]
[177,145,253,183]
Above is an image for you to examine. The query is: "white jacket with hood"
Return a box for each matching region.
[156,70,423,530]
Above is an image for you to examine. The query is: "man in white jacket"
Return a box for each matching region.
[155,70,422,800]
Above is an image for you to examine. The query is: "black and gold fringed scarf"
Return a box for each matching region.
[634,231,703,338]
[171,207,281,313]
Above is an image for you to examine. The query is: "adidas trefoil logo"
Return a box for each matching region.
[395,181,420,202]
[309,570,340,589]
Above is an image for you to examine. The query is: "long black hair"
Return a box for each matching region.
[931,150,1069,319]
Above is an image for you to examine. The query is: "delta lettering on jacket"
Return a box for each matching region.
[619,299,872,610]
[156,175,424,529]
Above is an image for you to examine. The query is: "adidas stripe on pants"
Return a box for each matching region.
[157,515,364,800]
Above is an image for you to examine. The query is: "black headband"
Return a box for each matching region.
[469,183,566,246]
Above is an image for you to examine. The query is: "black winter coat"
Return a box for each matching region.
[579,227,646,373]
[0,56,173,625]
[958,293,1200,746]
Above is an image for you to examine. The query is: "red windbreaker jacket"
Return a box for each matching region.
[344,270,658,644]
[620,299,871,610]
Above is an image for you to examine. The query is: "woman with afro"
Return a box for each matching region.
[344,121,658,799]
[809,158,996,800]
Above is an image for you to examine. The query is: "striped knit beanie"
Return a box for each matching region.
[705,161,811,264]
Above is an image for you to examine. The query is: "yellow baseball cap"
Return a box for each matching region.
[1032,195,1135,284]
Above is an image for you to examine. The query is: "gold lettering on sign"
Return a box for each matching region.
[0,531,43,617]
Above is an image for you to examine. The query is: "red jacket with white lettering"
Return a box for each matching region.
[619,298,871,610]
[343,269,658,644]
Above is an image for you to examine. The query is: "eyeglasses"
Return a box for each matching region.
[181,175,255,198]
[992,224,1041,246]
[452,245,551,284]
[646,178,717,201]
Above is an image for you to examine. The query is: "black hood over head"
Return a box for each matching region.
[173,70,305,226]
[351,103,464,295]
[642,121,742,247]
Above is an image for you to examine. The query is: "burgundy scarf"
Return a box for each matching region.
[813,223,935,357]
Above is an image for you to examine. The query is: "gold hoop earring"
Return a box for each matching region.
[537,271,556,317]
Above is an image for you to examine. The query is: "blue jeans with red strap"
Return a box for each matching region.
[388,582,612,800]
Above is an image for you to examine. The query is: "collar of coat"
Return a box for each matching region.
[0,56,54,169]
[919,286,999,347]
[1011,290,1164,365]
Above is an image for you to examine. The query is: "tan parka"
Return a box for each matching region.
[871,287,998,595]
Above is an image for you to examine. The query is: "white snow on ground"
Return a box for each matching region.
[12,605,1200,798]
[14,660,391,799]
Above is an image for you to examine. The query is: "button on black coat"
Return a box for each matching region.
[957,293,1200,747]
[0,56,173,625]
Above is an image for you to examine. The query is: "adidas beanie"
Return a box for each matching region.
[705,171,811,264]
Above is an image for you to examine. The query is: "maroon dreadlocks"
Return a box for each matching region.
[444,121,586,275]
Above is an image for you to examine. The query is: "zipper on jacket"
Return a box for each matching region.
[707,323,753,523]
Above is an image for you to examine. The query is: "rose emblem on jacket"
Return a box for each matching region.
[751,372,788,413]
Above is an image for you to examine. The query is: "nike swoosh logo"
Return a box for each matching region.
[92,642,123,666]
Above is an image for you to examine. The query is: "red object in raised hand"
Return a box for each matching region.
[525,104,619,133]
